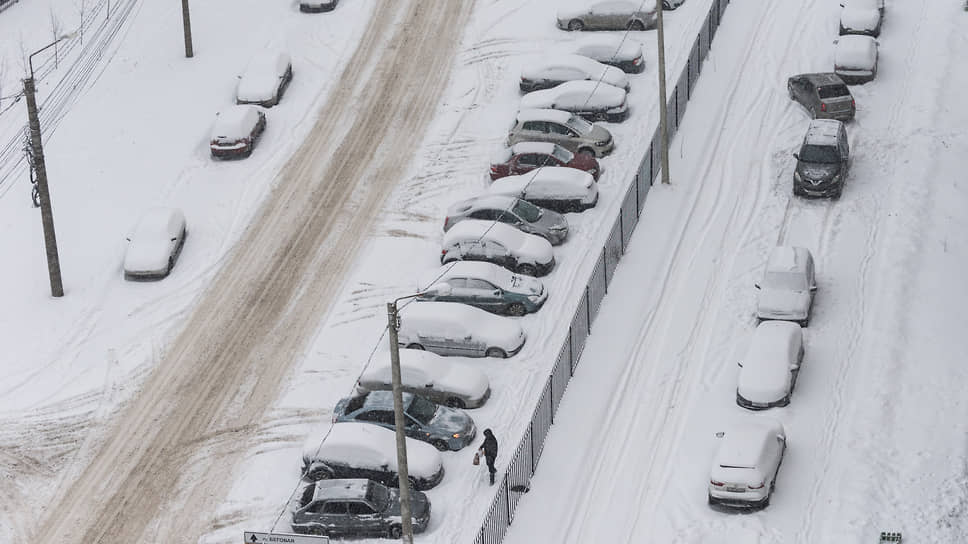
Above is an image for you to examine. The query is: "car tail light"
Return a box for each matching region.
[820,103,827,112]
[748,481,765,489]
[490,165,499,174]
[852,98,856,108]
[633,56,642,65]
[210,139,218,146]
[710,480,724,487]
[441,249,448,256]
[443,217,449,228]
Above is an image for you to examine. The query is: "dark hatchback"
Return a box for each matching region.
[333,391,476,451]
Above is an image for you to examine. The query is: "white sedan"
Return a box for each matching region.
[839,0,882,37]
[833,34,878,85]
[236,50,293,107]
[521,80,629,123]
[486,167,599,213]
[123,207,187,281]
[519,54,629,93]
[708,418,786,509]
[357,348,492,408]
[398,300,526,359]
[573,36,645,74]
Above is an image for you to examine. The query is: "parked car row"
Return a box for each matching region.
[711,1,890,511]
[292,9,676,537]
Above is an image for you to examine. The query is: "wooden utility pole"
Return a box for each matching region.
[181,0,193,58]
[386,302,415,543]
[24,75,64,297]
[656,0,671,184]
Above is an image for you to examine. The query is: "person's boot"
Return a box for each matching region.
[489,472,495,485]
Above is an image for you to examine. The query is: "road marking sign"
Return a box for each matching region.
[243,531,329,544]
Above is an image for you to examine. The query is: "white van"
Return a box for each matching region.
[708,418,786,509]
[736,321,804,409]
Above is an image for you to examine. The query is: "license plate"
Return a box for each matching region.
[725,486,745,493]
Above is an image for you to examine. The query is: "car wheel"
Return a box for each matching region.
[408,476,419,490]
[516,263,537,276]
[567,201,582,213]
[507,303,527,317]
[431,439,449,451]
[446,397,466,409]
[388,525,403,539]
[567,19,584,31]
[486,347,508,359]
[627,20,645,31]
[577,147,595,158]
[407,343,425,350]
[307,466,334,481]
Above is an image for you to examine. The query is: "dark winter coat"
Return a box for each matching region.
[481,431,498,460]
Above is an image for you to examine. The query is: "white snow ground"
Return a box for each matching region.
[1,0,965,543]
[503,1,968,543]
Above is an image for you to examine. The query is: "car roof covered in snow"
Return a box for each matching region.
[803,119,842,146]
[423,261,515,289]
[442,219,530,248]
[211,105,261,140]
[797,72,847,87]
[715,418,784,468]
[835,34,878,69]
[510,141,560,156]
[446,194,520,217]
[360,344,491,398]
[515,108,574,124]
[312,479,372,501]
[766,246,810,273]
[131,207,185,238]
[301,422,442,477]
[573,35,643,62]
[520,80,627,110]
[521,54,609,78]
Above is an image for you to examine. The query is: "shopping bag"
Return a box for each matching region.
[472,451,480,466]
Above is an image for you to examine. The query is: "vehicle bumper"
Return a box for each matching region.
[795,179,843,198]
[605,106,629,123]
[835,69,875,85]
[736,392,786,410]
[708,489,770,509]
[815,108,855,122]
[210,143,251,159]
[534,256,556,277]
[466,386,491,409]
[300,2,336,12]
[123,268,169,281]
[414,466,445,491]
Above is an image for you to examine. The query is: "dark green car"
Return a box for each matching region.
[418,261,548,316]
[292,479,430,539]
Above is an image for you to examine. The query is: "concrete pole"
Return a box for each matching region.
[386,302,414,543]
[23,76,64,297]
[181,0,193,58]
[655,0,671,185]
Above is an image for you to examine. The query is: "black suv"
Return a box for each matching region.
[292,479,431,539]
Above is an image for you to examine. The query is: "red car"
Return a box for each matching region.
[489,142,600,181]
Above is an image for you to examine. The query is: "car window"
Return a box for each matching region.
[345,395,367,413]
[817,84,850,99]
[446,278,468,289]
[764,271,809,291]
[551,146,574,164]
[365,483,390,509]
[305,500,325,514]
[469,209,497,221]
[322,502,347,515]
[522,121,547,132]
[799,144,840,164]
[465,278,496,291]
[517,154,541,167]
[547,122,575,136]
[348,502,376,515]
[407,395,438,424]
[358,410,395,425]
[512,199,542,222]
[564,115,593,134]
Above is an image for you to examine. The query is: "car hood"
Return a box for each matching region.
[737,364,791,403]
[588,124,612,144]
[429,406,476,435]
[508,274,544,296]
[797,162,840,182]
[519,235,554,266]
[841,7,879,31]
[757,289,811,318]
[124,240,170,273]
[533,210,569,236]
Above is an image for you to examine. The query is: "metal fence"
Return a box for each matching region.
[469,0,732,541]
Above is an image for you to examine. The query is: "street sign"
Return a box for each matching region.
[243,531,329,544]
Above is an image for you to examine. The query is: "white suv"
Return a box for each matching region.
[755,246,817,326]
[708,419,786,509]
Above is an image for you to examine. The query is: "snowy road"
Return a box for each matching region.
[25,2,472,542]
[504,1,968,542]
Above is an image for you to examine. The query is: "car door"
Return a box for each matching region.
[484,240,513,269]
[546,121,578,150]
[520,120,547,143]
[600,1,630,29]
[511,153,541,174]
[356,409,395,434]
[440,277,475,306]
[459,240,486,262]
[464,278,505,312]
[319,501,350,536]
[347,501,384,536]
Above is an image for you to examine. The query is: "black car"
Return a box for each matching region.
[292,479,431,539]
[333,391,476,451]
[793,119,850,198]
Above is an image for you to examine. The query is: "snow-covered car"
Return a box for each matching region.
[299,0,338,12]
[786,72,855,121]
[708,418,786,509]
[209,105,266,159]
[519,54,629,93]
[123,207,187,281]
[444,194,569,245]
[486,166,599,213]
[397,301,526,359]
[333,390,476,451]
[793,118,850,198]
[236,50,293,107]
[441,220,555,277]
[662,0,686,9]
[521,80,629,123]
[557,0,657,31]
[755,246,817,326]
[417,261,548,316]
[507,108,613,158]
[358,349,492,408]
[736,321,804,410]
[573,35,645,73]
[292,479,430,539]
[833,34,878,84]
[839,0,882,37]
[300,422,445,490]
[490,141,600,181]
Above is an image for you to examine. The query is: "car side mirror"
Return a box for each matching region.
[792,153,799,160]
[790,363,800,371]
[125,237,131,242]
[737,361,743,368]
[754,283,761,290]
[424,383,434,388]
[833,39,839,44]
[810,285,818,292]
[777,434,786,442]
[492,290,501,296]
[715,431,725,438]
[170,237,177,242]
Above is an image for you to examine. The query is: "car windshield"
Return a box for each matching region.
[565,115,593,135]
[512,199,542,222]
[365,482,389,510]
[799,144,840,164]
[764,271,808,291]
[551,145,574,163]
[407,395,439,425]
[817,84,850,99]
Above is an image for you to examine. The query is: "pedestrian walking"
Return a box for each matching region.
[478,428,498,485]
